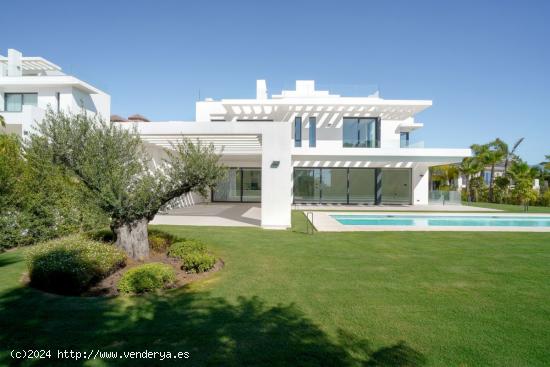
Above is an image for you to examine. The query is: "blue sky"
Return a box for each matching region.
[1,0,549,163]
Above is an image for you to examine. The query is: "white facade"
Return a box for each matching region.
[0,49,110,136]
[135,80,471,229]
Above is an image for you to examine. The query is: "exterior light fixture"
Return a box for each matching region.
[270,161,280,168]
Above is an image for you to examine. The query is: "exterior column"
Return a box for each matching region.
[260,123,292,229]
[412,165,430,205]
[374,168,382,205]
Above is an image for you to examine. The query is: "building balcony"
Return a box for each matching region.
[0,105,45,135]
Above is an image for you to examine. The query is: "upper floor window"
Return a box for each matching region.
[4,93,38,112]
[294,117,302,147]
[400,132,409,148]
[343,117,378,147]
[309,117,316,147]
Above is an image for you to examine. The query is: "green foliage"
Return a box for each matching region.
[169,239,207,258]
[31,110,226,231]
[0,134,108,251]
[117,263,175,294]
[85,228,115,243]
[169,239,215,273]
[148,229,176,252]
[26,234,126,295]
[180,251,217,273]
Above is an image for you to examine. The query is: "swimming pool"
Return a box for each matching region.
[331,214,550,228]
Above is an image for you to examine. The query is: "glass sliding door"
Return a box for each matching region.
[320,168,347,203]
[348,169,375,204]
[242,168,261,202]
[293,169,321,203]
[213,168,241,201]
[381,169,411,204]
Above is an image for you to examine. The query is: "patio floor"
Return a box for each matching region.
[151,203,261,227]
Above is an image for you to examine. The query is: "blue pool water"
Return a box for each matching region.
[331,214,550,227]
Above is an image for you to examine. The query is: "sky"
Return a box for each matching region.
[1,0,549,164]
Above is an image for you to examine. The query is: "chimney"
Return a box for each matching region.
[256,80,267,100]
[7,49,22,77]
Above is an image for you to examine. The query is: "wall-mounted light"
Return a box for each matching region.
[270,161,280,168]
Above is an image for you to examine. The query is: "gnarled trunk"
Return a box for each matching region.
[113,218,149,260]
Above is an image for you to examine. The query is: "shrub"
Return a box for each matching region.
[180,252,216,273]
[26,235,126,295]
[168,239,207,258]
[118,263,175,294]
[85,228,115,243]
[148,229,176,252]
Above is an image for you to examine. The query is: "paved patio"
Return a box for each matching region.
[151,203,261,227]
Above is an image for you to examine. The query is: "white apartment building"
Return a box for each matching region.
[0,49,109,136]
[0,49,471,230]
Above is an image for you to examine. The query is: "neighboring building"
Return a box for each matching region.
[0,49,110,136]
[131,80,471,228]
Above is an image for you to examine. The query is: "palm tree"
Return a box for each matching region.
[503,137,524,175]
[471,139,507,202]
[507,160,537,211]
[459,157,482,202]
[431,164,459,189]
[542,155,550,170]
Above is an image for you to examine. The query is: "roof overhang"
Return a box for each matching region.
[0,76,104,94]
[0,56,62,72]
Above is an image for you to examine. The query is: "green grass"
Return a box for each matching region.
[1,213,550,366]
[462,201,550,213]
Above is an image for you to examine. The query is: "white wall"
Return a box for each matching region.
[412,165,430,205]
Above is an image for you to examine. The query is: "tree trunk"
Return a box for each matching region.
[488,164,496,202]
[113,218,150,260]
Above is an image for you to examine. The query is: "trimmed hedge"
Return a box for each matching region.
[26,234,126,295]
[118,263,175,294]
[168,240,206,258]
[180,251,216,273]
[169,239,215,273]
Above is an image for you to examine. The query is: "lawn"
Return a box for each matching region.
[1,212,550,366]
[462,201,550,213]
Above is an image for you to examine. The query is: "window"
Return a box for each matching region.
[343,117,378,147]
[308,117,316,147]
[4,93,38,112]
[400,132,409,148]
[212,168,261,202]
[294,117,302,147]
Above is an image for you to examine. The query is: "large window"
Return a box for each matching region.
[293,169,321,202]
[320,169,347,203]
[293,167,410,204]
[343,117,378,148]
[381,169,411,204]
[294,117,302,147]
[4,93,38,112]
[309,117,316,147]
[212,168,261,202]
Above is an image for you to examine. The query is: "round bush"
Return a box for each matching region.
[118,263,176,294]
[168,239,206,258]
[26,234,126,295]
[180,252,216,273]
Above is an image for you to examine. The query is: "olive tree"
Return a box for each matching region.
[29,110,225,259]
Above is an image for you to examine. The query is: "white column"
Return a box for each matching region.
[412,165,430,205]
[260,123,292,229]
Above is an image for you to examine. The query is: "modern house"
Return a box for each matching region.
[1,49,471,229]
[0,49,110,136]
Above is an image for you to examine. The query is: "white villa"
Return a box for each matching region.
[1,49,471,229]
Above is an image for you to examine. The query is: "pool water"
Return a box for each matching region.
[331,214,550,227]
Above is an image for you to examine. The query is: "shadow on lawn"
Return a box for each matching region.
[0,286,425,367]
